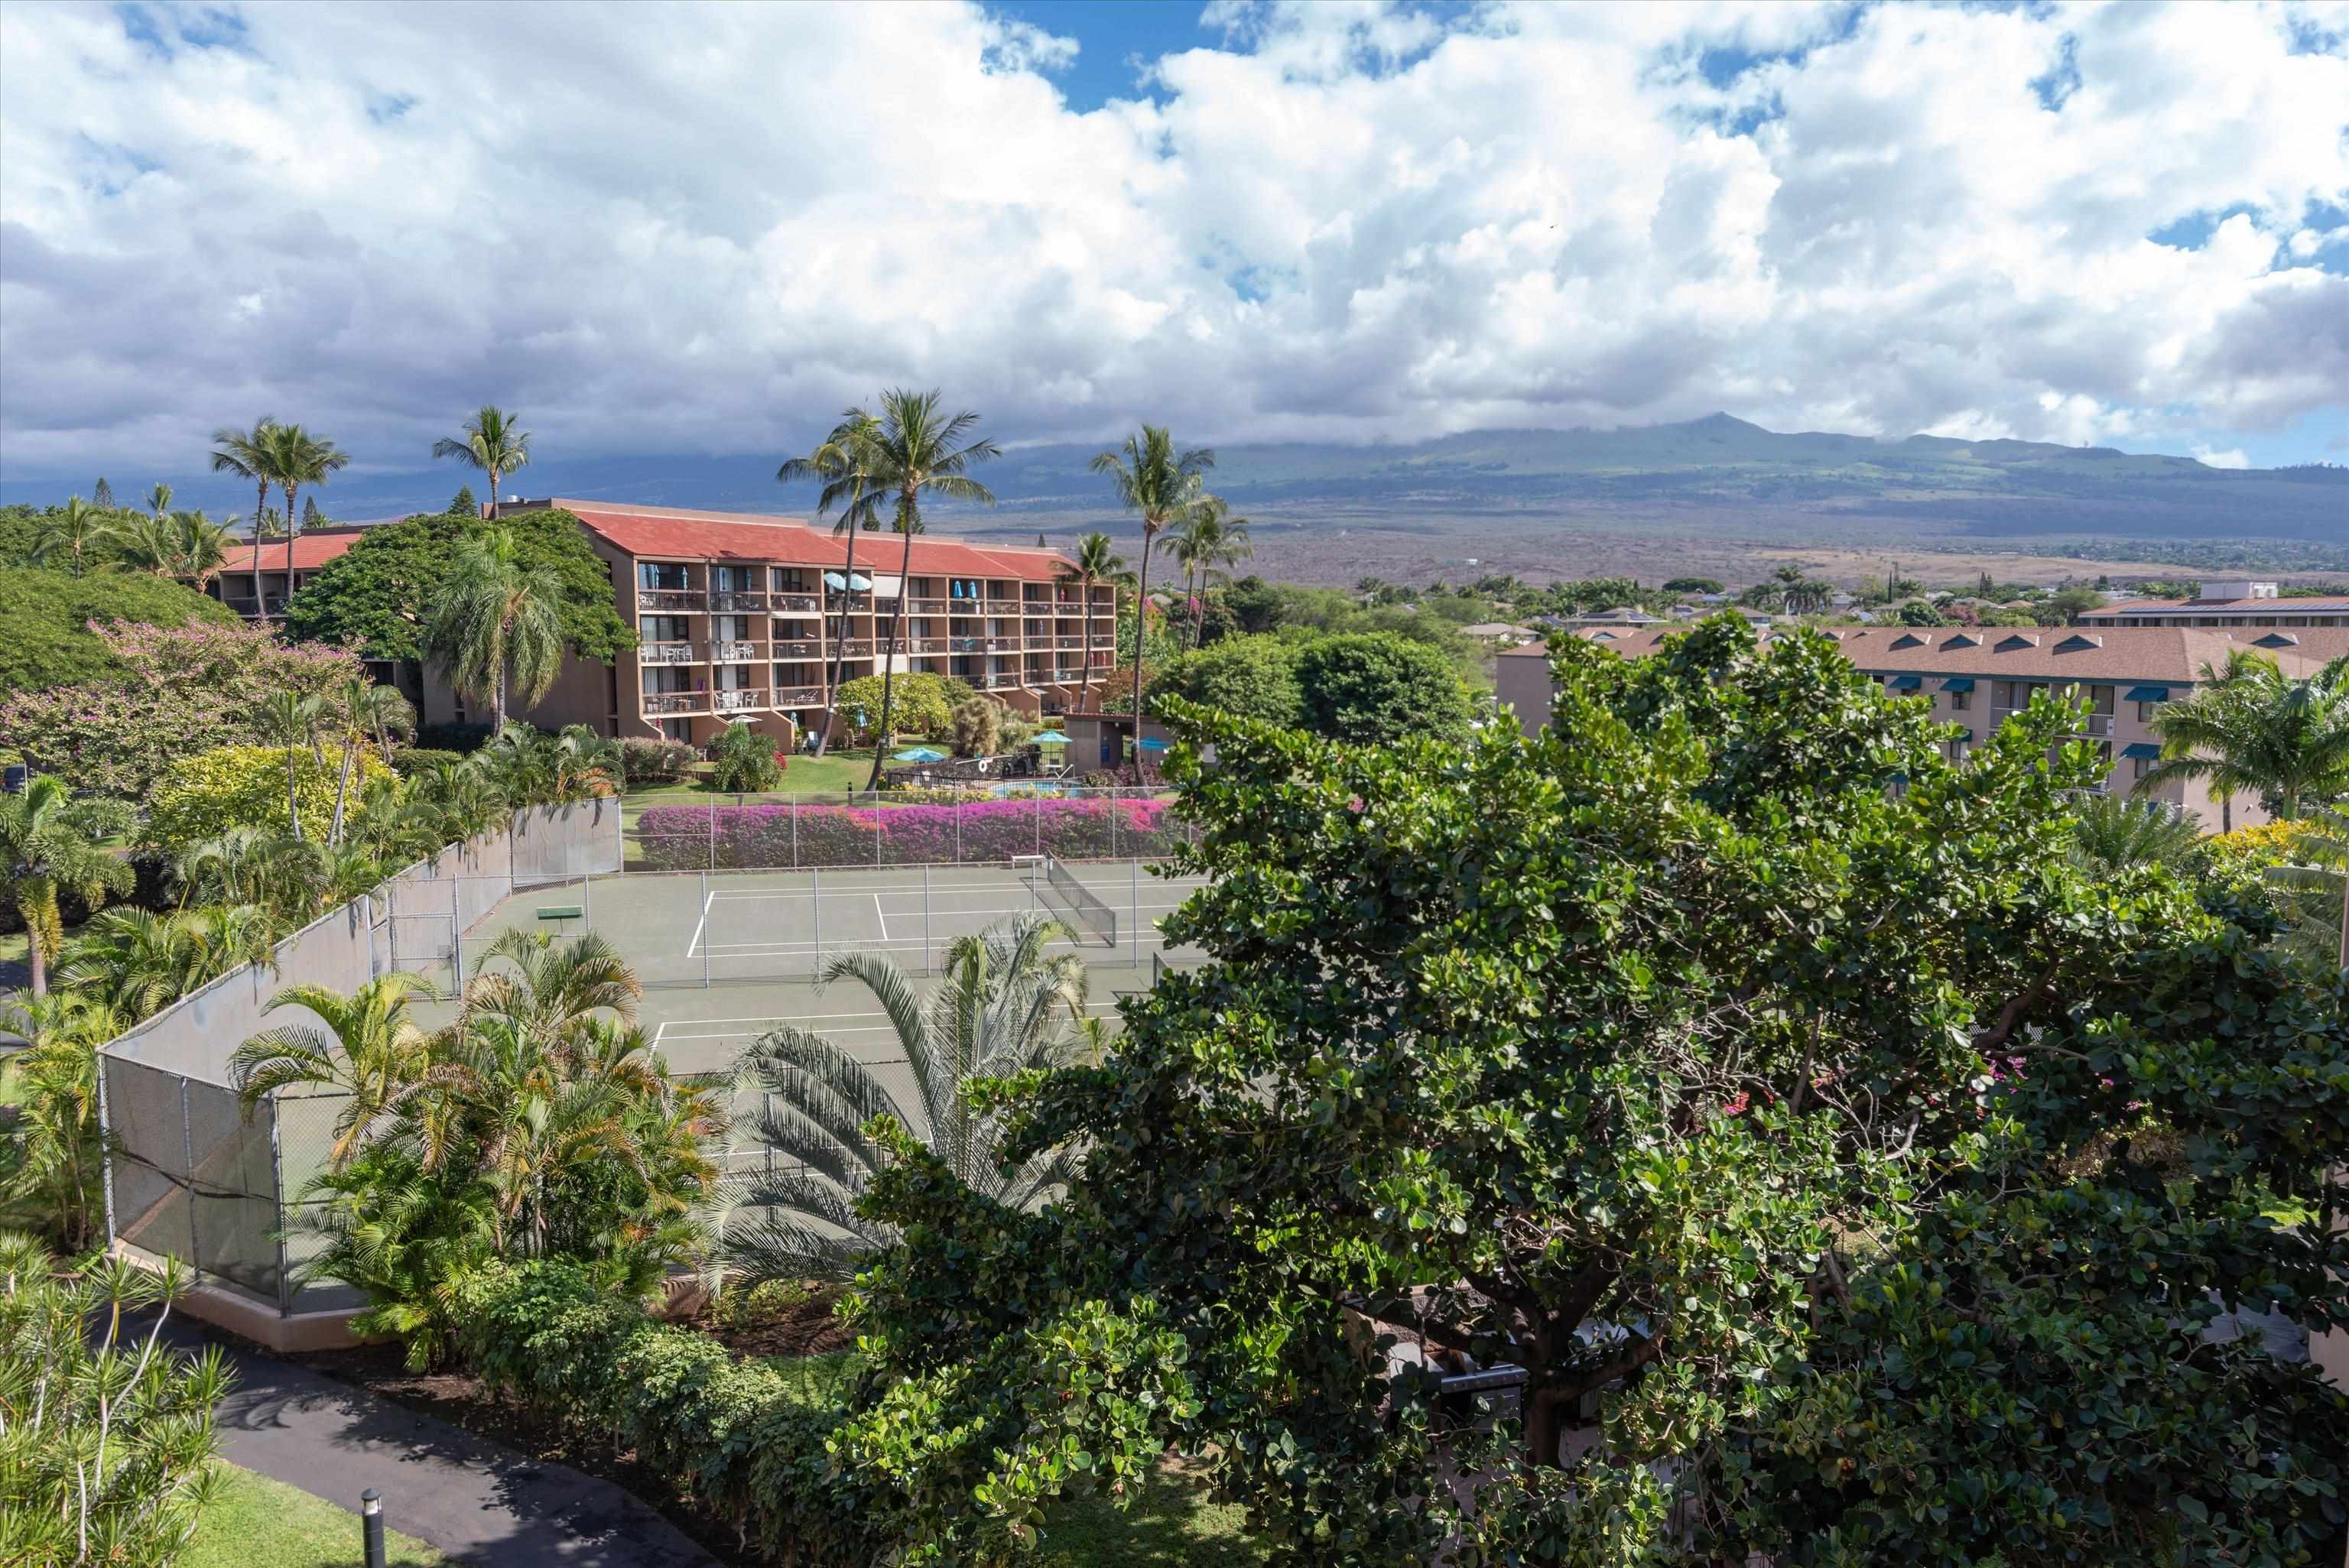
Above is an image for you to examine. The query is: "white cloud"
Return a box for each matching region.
[0,0,2342,481]
[2191,444,2252,469]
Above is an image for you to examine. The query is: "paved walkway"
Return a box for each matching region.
[150,1315,722,1567]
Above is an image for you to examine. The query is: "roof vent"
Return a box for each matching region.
[2253,631,2299,648]
[1941,633,1980,649]
[2054,634,2101,652]
[1995,634,2039,651]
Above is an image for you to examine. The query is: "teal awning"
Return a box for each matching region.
[2123,685,2169,703]
[1890,674,1923,690]
[2121,742,2162,760]
[1938,677,1976,693]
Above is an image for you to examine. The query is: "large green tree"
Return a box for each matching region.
[2146,648,2349,824]
[1293,628,1473,744]
[1092,427,1212,779]
[1147,634,1302,726]
[778,410,886,758]
[0,566,238,696]
[282,506,633,671]
[424,527,564,734]
[836,615,2349,1566]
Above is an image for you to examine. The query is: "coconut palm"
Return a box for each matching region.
[433,405,533,520]
[2068,793,2204,878]
[262,690,332,842]
[1164,495,1250,652]
[1,777,133,997]
[167,509,236,592]
[210,417,281,613]
[261,423,349,605]
[327,678,416,843]
[27,496,111,578]
[55,905,281,1025]
[145,482,172,518]
[1091,427,1213,778]
[423,526,564,734]
[2144,651,2349,826]
[229,973,436,1170]
[2260,804,2349,974]
[778,410,887,758]
[839,390,1000,789]
[0,992,120,1247]
[713,912,1088,1287]
[1063,532,1130,710]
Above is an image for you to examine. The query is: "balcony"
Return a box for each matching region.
[642,641,699,665]
[833,639,876,657]
[713,689,767,713]
[2074,713,2115,739]
[638,589,703,611]
[908,597,950,615]
[775,684,825,706]
[984,636,1022,651]
[643,692,708,715]
[950,635,986,651]
[908,637,945,654]
[711,591,768,612]
[772,638,820,658]
[1056,635,1083,650]
[982,671,1026,690]
[710,641,764,663]
[772,592,820,613]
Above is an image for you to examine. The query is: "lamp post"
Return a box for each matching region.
[361,1487,385,1568]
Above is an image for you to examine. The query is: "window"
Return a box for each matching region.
[639,561,689,591]
[713,564,755,592]
[1949,690,1970,712]
[660,718,692,742]
[2136,701,2160,724]
[713,615,752,641]
[2132,756,2154,781]
[642,615,690,644]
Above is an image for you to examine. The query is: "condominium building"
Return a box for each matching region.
[2081,579,2349,628]
[423,500,1118,744]
[206,528,371,618]
[1495,622,2349,829]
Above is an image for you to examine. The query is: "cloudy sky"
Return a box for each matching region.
[2,0,2345,501]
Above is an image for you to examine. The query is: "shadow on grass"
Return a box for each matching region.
[1041,1465,1269,1568]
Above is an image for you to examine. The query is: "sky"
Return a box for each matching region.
[2,0,2345,506]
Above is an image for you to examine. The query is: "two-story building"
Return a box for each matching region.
[207,528,372,619]
[2081,579,2349,629]
[1495,622,2349,829]
[423,500,1119,745]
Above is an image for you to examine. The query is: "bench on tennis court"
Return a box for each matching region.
[536,904,584,932]
[1009,853,1047,871]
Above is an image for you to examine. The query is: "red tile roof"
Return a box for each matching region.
[547,499,1074,582]
[219,531,366,573]
[1501,625,2349,682]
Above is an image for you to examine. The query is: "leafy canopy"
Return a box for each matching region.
[840,614,2349,1567]
[0,566,237,695]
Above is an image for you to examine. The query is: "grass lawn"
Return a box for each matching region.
[182,1462,447,1567]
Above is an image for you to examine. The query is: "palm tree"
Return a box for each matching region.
[479,723,622,806]
[229,974,436,1171]
[433,406,532,521]
[56,905,281,1024]
[778,411,886,758]
[28,497,110,578]
[2261,803,2349,973]
[713,913,1087,1287]
[1164,495,1250,652]
[329,678,416,844]
[210,417,280,614]
[843,391,1000,789]
[262,690,332,842]
[167,509,236,593]
[1091,427,1213,777]
[172,826,328,917]
[262,424,349,608]
[422,526,565,734]
[2145,651,2349,826]
[2068,794,2204,877]
[1,778,133,997]
[0,992,119,1247]
[1063,533,1129,711]
[145,482,172,519]
[409,757,509,845]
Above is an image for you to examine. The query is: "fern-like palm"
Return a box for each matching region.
[2067,793,2204,878]
[479,723,622,805]
[713,912,1089,1287]
[422,525,565,732]
[433,405,533,520]
[0,992,120,1247]
[2144,651,2349,826]
[229,973,436,1170]
[1091,427,1213,774]
[778,410,887,758]
[2261,803,2349,973]
[0,776,134,996]
[55,905,281,1024]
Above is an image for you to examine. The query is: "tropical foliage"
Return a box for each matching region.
[1092,426,1213,776]
[1,776,135,996]
[0,567,240,698]
[0,1239,233,1568]
[432,405,532,518]
[140,745,396,859]
[707,720,785,792]
[2146,648,2349,824]
[1062,532,1129,712]
[711,914,1089,1285]
[778,410,887,757]
[2066,791,2205,876]
[1292,629,1473,745]
[423,524,565,732]
[0,994,117,1248]
[831,671,967,744]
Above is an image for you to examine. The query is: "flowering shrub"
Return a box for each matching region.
[0,619,366,801]
[142,745,395,856]
[636,794,1184,869]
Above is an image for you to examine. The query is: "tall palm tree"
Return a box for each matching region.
[262,690,332,842]
[229,974,436,1170]
[1,778,133,997]
[1064,532,1129,710]
[422,526,565,734]
[2145,651,2349,826]
[210,417,280,614]
[846,390,1000,789]
[433,406,532,521]
[145,482,172,519]
[1164,495,1250,652]
[328,678,416,843]
[778,410,886,758]
[1091,427,1213,777]
[713,913,1087,1287]
[28,497,110,578]
[166,509,236,594]
[262,423,349,609]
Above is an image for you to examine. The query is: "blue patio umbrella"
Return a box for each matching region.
[1136,736,1171,752]
[892,746,949,763]
[1030,729,1072,745]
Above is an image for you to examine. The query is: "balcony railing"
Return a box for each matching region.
[772,638,820,658]
[1056,635,1083,650]
[833,640,875,657]
[772,592,820,612]
[949,635,986,651]
[775,685,825,706]
[711,591,768,612]
[2074,713,2115,739]
[638,589,702,611]
[644,692,708,715]
[908,637,945,654]
[983,671,1027,690]
[713,689,767,713]
[908,597,950,614]
[984,636,1022,651]
[641,641,699,665]
[710,641,763,662]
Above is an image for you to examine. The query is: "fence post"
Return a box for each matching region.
[707,795,716,872]
[702,870,712,987]
[872,788,882,871]
[96,1063,117,1251]
[450,877,463,994]
[924,864,933,972]
[583,872,593,936]
[812,866,821,979]
[180,1079,201,1281]
[1131,856,1141,966]
[791,794,800,870]
[269,1096,289,1314]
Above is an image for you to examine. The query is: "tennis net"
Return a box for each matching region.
[1036,856,1118,947]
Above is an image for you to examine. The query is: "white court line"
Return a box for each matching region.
[656,1003,1123,1042]
[688,878,1207,898]
[704,896,1191,917]
[685,883,716,956]
[648,1003,1123,1029]
[872,894,889,941]
[699,933,1169,957]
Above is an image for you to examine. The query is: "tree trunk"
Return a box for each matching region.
[26,922,46,998]
[329,738,356,846]
[1079,581,1095,710]
[287,741,304,842]
[284,484,301,616]
[486,466,500,521]
[1523,1385,1568,1469]
[1129,527,1154,784]
[816,531,856,760]
[493,659,508,735]
[253,479,269,616]
[865,513,915,792]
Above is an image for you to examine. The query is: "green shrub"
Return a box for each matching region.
[142,745,395,856]
[714,1277,820,1333]
[1149,636,1303,727]
[414,720,495,754]
[0,566,237,695]
[950,696,1004,757]
[834,674,954,742]
[1293,631,1473,745]
[388,746,466,776]
[709,721,785,792]
[618,737,698,785]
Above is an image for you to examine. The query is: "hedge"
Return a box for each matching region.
[635,795,1186,871]
[449,1260,890,1566]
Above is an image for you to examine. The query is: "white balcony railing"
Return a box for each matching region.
[711,641,762,662]
[643,692,708,715]
[642,641,698,665]
[638,589,702,611]
[713,689,766,713]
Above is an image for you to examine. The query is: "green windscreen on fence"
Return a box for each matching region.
[1038,856,1118,947]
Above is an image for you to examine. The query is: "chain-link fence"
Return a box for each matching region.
[625,786,1197,872]
[101,1058,284,1306]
